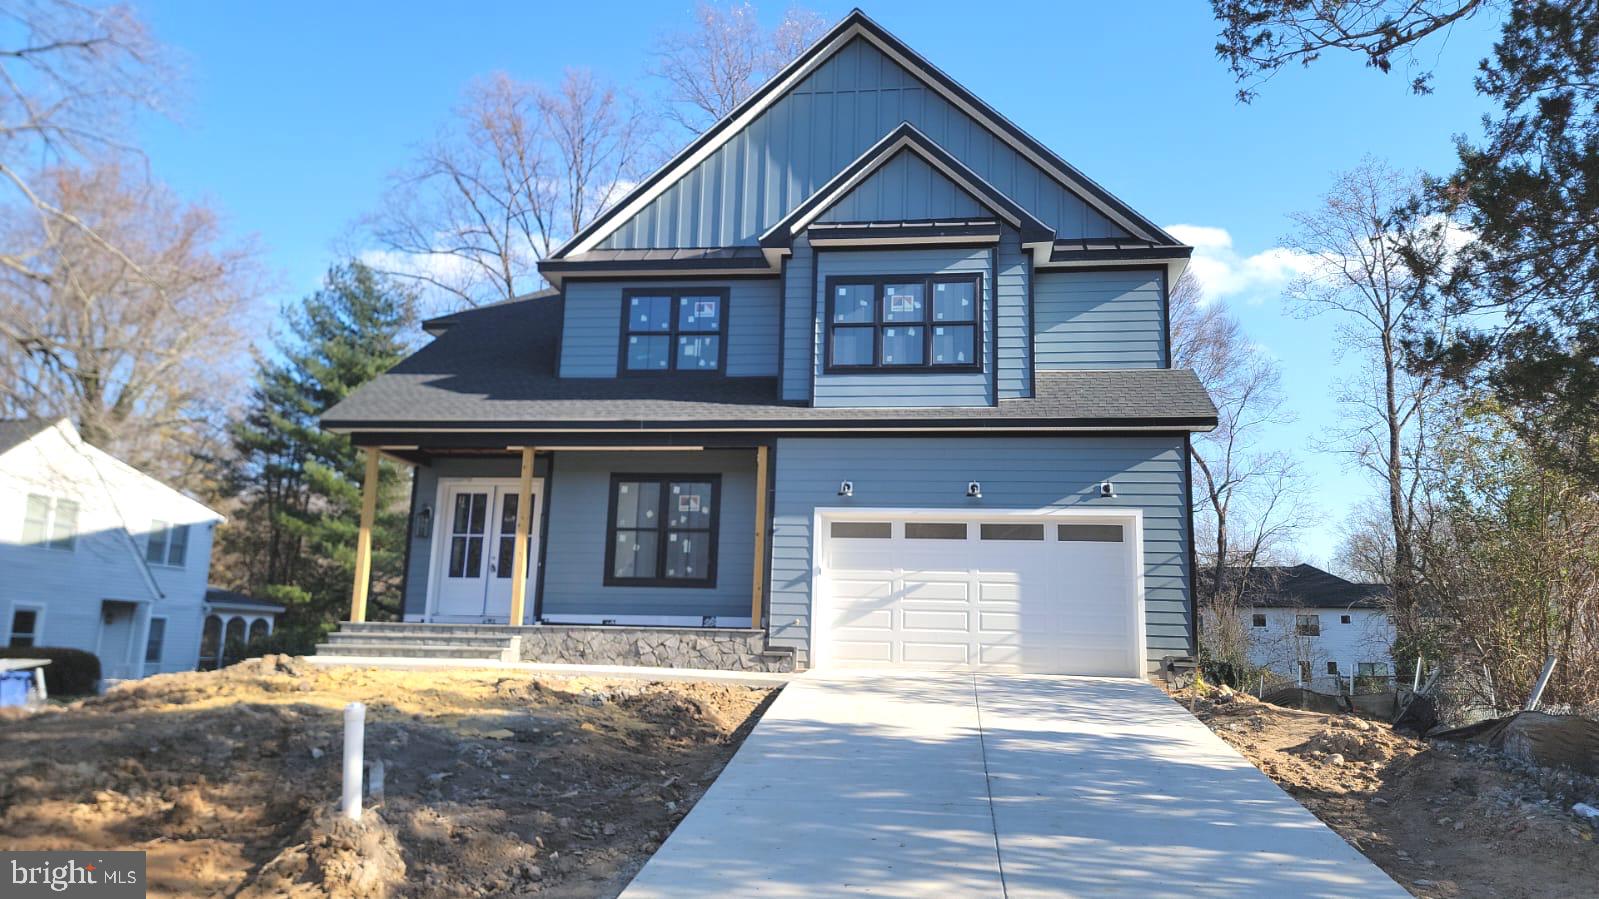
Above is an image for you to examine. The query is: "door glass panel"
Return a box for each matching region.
[494,493,535,579]
[831,521,891,539]
[1057,524,1123,542]
[881,326,924,365]
[906,522,967,539]
[981,523,1044,540]
[447,492,488,578]
[882,282,925,322]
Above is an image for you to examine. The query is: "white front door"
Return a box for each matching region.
[434,480,541,622]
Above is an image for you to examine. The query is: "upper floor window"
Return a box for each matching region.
[146,520,189,567]
[1295,614,1320,637]
[22,494,78,550]
[621,289,726,374]
[824,274,981,373]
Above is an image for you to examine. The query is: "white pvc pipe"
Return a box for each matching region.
[343,702,366,822]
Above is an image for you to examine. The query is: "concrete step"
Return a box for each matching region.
[324,632,515,648]
[338,622,524,637]
[314,642,511,660]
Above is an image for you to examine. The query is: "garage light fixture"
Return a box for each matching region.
[838,480,854,497]
[966,481,982,499]
[1100,481,1117,498]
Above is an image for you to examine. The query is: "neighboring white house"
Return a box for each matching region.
[1208,563,1395,693]
[0,418,280,682]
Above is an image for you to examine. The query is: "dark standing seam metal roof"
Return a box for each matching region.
[1204,564,1392,610]
[320,294,1218,432]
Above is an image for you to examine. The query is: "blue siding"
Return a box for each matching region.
[1034,269,1167,369]
[559,279,781,378]
[541,450,755,622]
[768,436,1192,669]
[600,37,1126,249]
[816,149,984,222]
[780,236,815,400]
[994,229,1030,397]
[812,246,993,407]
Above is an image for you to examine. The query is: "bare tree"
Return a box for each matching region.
[650,2,828,133]
[0,0,172,284]
[0,163,265,485]
[1171,271,1308,669]
[1283,157,1452,641]
[366,70,653,311]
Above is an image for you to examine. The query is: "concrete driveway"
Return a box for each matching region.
[623,671,1406,898]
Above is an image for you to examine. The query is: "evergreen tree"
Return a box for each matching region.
[220,262,417,648]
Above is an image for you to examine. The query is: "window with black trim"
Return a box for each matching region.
[1251,613,1266,628]
[621,289,727,373]
[605,475,720,587]
[825,274,981,372]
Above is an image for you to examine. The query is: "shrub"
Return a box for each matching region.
[239,626,321,660]
[0,646,102,695]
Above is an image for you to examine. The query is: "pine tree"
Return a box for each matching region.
[219,262,417,649]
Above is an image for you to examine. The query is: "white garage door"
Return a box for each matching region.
[817,515,1143,676]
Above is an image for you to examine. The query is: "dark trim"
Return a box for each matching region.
[759,439,777,637]
[1025,252,1037,399]
[806,219,1003,243]
[335,417,1220,440]
[602,473,723,588]
[807,240,818,404]
[1046,245,1193,264]
[1038,262,1173,275]
[821,273,984,374]
[1160,267,1172,369]
[557,271,780,284]
[539,255,770,275]
[396,466,420,620]
[776,253,789,399]
[532,451,554,622]
[987,244,998,406]
[552,290,567,378]
[618,287,731,377]
[348,428,1208,451]
[1184,433,1198,658]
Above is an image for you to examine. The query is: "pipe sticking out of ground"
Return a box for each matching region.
[343,701,365,822]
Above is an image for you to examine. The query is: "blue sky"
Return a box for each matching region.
[135,1,1502,563]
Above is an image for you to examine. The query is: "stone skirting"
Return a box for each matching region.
[518,624,795,673]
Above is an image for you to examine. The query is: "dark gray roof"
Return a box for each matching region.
[205,587,286,612]
[0,419,56,456]
[321,294,1217,433]
[1204,564,1391,610]
[1049,238,1193,263]
[538,246,769,275]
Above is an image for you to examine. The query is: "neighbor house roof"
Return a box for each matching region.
[204,587,286,614]
[321,293,1218,434]
[0,419,56,457]
[1210,564,1391,610]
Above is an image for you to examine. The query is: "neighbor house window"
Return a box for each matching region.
[22,494,78,550]
[146,520,190,566]
[145,617,167,665]
[1297,661,1311,683]
[1326,661,1339,675]
[824,274,981,372]
[621,289,726,373]
[8,607,40,647]
[605,475,720,587]
[1295,614,1321,636]
[1357,662,1389,678]
[1340,614,1352,624]
[1251,613,1266,628]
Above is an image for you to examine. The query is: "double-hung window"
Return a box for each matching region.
[605,475,720,587]
[146,520,189,567]
[8,607,40,647]
[22,494,78,550]
[825,273,981,372]
[621,289,726,373]
[1295,614,1321,637]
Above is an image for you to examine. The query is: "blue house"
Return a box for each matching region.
[319,9,1214,676]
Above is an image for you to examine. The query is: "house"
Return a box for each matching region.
[1209,563,1395,691]
[198,588,287,670]
[317,9,1217,676]
[0,418,272,681]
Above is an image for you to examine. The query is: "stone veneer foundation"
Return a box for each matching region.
[518,624,796,673]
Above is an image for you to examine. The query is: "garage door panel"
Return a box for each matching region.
[833,607,894,631]
[901,642,970,665]
[831,640,894,663]
[902,609,970,632]
[901,578,970,602]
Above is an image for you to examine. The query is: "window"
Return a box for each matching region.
[146,521,189,567]
[1297,660,1312,683]
[1058,524,1124,542]
[1295,614,1321,637]
[1326,661,1339,675]
[1357,662,1389,677]
[980,523,1044,541]
[1340,614,1352,624]
[605,475,720,587]
[831,521,891,539]
[905,522,967,540]
[145,617,167,664]
[621,289,726,373]
[824,274,981,372]
[22,494,77,550]
[1251,613,1266,628]
[9,607,40,647]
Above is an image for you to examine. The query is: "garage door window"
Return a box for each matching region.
[605,475,720,587]
[1058,524,1123,542]
[905,522,967,539]
[979,523,1044,541]
[831,521,891,539]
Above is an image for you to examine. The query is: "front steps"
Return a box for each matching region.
[316,622,521,662]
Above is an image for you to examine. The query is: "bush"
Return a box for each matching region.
[239,626,322,660]
[0,646,102,695]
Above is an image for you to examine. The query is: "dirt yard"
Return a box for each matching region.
[1188,685,1599,898]
[0,656,777,897]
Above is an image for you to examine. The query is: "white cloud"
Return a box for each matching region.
[1166,223,1318,305]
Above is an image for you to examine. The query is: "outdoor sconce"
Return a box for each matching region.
[838,480,854,497]
[1100,481,1117,498]
[966,481,983,499]
[415,503,433,538]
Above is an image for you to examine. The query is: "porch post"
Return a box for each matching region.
[349,447,380,623]
[508,447,536,626]
[750,444,769,628]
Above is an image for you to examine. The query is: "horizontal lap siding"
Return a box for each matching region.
[768,436,1192,669]
[559,280,781,379]
[812,247,993,407]
[541,451,755,621]
[1034,269,1167,369]
[817,150,984,222]
[600,36,1124,249]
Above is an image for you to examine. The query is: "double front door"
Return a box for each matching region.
[433,479,542,623]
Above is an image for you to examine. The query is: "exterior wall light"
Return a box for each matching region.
[966,481,982,499]
[1100,481,1117,498]
[415,504,433,538]
[838,480,854,497]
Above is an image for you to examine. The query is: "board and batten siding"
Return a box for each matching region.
[1034,269,1168,369]
[812,246,993,407]
[558,279,781,378]
[768,436,1192,669]
[816,149,984,223]
[599,36,1126,249]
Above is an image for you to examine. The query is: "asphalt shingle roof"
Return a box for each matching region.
[1205,564,1392,610]
[321,293,1218,432]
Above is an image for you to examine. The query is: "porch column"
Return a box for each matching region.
[750,444,769,628]
[508,446,536,626]
[349,447,380,623]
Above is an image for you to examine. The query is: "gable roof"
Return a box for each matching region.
[551,9,1175,259]
[1206,564,1391,610]
[758,123,1054,251]
[0,419,56,457]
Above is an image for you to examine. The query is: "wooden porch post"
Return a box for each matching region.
[750,444,769,628]
[508,447,536,626]
[349,447,380,623]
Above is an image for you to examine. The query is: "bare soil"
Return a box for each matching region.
[1187,685,1599,898]
[0,656,777,897]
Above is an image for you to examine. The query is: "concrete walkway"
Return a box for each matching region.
[623,670,1406,898]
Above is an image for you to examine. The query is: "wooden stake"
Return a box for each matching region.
[508,447,536,627]
[349,447,380,623]
[750,445,769,629]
